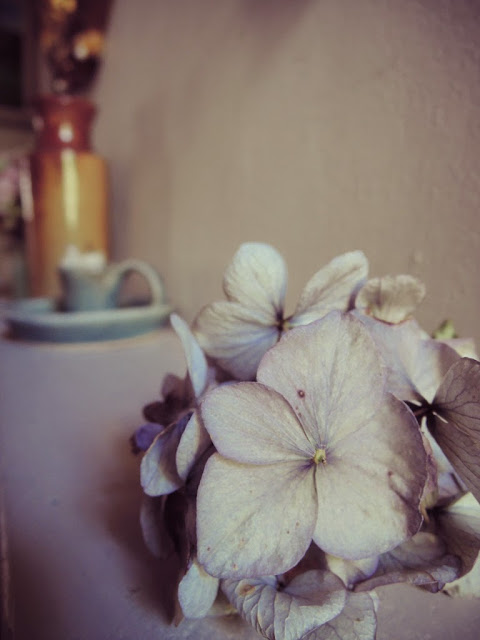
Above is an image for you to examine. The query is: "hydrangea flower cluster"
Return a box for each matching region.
[132,243,480,640]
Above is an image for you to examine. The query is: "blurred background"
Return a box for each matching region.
[1,0,479,342]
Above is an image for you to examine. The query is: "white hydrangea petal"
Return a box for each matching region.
[194,301,280,380]
[355,274,426,324]
[354,532,460,592]
[420,422,465,503]
[222,571,346,640]
[140,419,186,496]
[436,492,480,576]
[439,337,479,360]
[175,411,211,481]
[313,394,426,560]
[178,557,219,619]
[197,454,316,578]
[431,358,480,503]
[200,382,312,464]
[258,312,386,448]
[325,555,379,589]
[302,591,378,640]
[443,553,480,598]
[222,242,287,316]
[418,429,440,510]
[139,495,175,559]
[206,592,238,617]
[421,422,455,476]
[357,314,459,404]
[291,251,368,326]
[437,470,466,503]
[170,313,208,398]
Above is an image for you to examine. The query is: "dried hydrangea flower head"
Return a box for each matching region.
[140,314,214,497]
[197,312,427,578]
[132,242,480,640]
[194,243,368,380]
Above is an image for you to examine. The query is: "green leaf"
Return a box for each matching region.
[432,319,457,341]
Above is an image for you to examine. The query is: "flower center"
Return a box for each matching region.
[275,309,286,332]
[313,448,327,465]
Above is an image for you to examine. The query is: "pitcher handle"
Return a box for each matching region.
[107,259,166,306]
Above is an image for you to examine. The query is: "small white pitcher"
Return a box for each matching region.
[58,258,165,312]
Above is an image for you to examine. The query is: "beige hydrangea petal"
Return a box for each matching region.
[356,274,426,324]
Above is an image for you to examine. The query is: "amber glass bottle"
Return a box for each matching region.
[24,94,109,298]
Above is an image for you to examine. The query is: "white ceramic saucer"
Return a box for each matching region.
[4,297,173,343]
